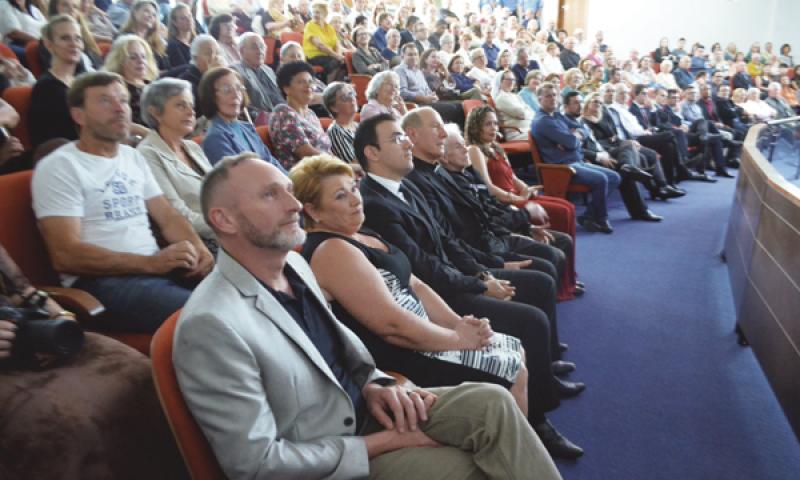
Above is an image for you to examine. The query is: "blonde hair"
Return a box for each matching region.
[288,154,355,228]
[581,92,604,123]
[564,68,583,86]
[120,0,166,57]
[103,34,159,82]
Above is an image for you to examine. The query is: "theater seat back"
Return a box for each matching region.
[151,310,226,480]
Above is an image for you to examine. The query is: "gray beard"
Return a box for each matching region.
[240,214,307,252]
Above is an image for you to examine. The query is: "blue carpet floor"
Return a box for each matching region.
[548,175,800,479]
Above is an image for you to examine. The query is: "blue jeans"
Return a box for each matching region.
[570,162,621,221]
[73,275,193,333]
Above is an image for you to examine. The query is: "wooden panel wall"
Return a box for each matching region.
[724,124,800,440]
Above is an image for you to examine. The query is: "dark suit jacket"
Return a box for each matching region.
[360,175,487,297]
[698,98,722,122]
[406,158,505,267]
[560,49,580,70]
[628,103,653,130]
[732,72,753,90]
[449,168,532,235]
[583,106,620,151]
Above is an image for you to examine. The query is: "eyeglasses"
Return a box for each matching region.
[216,84,246,96]
[337,90,356,101]
[385,133,410,144]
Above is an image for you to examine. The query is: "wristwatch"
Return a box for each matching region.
[477,271,492,281]
[22,289,49,308]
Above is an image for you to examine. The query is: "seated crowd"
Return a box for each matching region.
[0,0,797,478]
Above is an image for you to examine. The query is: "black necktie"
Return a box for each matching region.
[398,182,418,212]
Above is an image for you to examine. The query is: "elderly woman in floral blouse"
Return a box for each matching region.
[268,61,332,169]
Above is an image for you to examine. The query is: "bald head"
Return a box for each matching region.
[402,107,447,162]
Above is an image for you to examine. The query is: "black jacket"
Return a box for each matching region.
[360,175,487,297]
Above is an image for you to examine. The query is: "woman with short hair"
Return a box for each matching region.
[302,1,346,83]
[351,26,388,75]
[103,34,158,137]
[208,13,239,66]
[492,69,535,141]
[322,81,359,165]
[360,70,408,120]
[268,61,332,169]
[137,78,216,252]
[199,66,283,169]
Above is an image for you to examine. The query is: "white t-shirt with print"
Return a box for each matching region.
[32,142,163,286]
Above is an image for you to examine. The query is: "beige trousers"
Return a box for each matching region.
[368,382,562,480]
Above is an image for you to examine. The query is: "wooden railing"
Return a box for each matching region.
[724,123,800,440]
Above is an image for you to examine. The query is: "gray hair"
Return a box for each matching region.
[443,122,462,139]
[366,71,400,100]
[280,41,303,60]
[322,81,349,114]
[140,78,193,128]
[439,33,454,46]
[190,34,218,62]
[238,32,263,53]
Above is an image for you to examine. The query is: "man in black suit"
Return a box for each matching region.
[412,22,432,54]
[715,85,751,140]
[559,37,580,70]
[354,113,585,459]
[562,92,662,221]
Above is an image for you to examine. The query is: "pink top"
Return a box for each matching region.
[359,100,403,121]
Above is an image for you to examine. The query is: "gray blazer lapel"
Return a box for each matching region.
[217,250,343,387]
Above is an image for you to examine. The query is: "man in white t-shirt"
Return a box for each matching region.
[32,71,214,333]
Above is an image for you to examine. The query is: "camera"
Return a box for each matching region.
[0,306,84,361]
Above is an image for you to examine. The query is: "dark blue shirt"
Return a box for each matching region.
[531,110,583,165]
[262,265,365,421]
[451,72,476,93]
[483,43,500,70]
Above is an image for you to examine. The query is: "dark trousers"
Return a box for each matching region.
[308,55,347,83]
[430,101,466,129]
[502,233,567,288]
[687,119,727,174]
[444,288,560,420]
[636,131,686,185]
[608,142,650,216]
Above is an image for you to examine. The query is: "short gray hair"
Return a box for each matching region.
[190,34,217,62]
[322,81,349,115]
[140,78,193,128]
[280,41,303,60]
[238,32,263,53]
[366,71,400,100]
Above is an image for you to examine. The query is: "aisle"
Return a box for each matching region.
[549,176,800,480]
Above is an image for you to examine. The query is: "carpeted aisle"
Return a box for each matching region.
[549,175,800,479]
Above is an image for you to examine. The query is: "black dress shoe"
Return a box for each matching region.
[534,419,584,460]
[651,187,682,200]
[559,342,569,353]
[593,219,613,234]
[619,164,654,183]
[555,377,586,398]
[573,284,585,296]
[631,210,663,222]
[716,170,735,178]
[578,216,608,233]
[552,360,576,376]
[678,171,706,181]
[727,159,740,168]
[696,173,717,183]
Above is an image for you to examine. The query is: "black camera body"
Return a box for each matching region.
[0,306,84,361]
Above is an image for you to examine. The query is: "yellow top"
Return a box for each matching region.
[303,21,338,60]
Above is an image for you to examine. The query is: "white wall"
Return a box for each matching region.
[580,0,800,57]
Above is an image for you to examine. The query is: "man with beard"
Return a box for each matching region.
[32,72,213,333]
[173,152,564,479]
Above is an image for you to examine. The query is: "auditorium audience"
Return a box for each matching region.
[253,0,302,39]
[81,0,116,42]
[466,47,496,94]
[559,37,580,70]
[268,60,331,169]
[742,86,777,122]
[360,70,408,121]
[0,0,46,60]
[355,113,585,459]
[199,66,281,168]
[174,151,562,480]
[44,0,102,70]
[178,34,224,113]
[394,43,463,126]
[137,77,217,253]
[290,154,531,425]
[32,71,213,333]
[540,42,564,76]
[381,27,402,65]
[519,69,543,112]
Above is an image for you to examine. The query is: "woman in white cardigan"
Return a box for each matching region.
[136,78,217,252]
[492,69,536,141]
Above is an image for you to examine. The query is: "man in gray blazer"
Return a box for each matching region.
[173,152,562,480]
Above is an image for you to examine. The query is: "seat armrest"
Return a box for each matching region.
[537,164,576,198]
[42,286,105,319]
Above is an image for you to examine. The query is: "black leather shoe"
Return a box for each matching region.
[552,360,576,376]
[668,185,686,195]
[573,284,585,296]
[716,170,735,178]
[727,159,740,168]
[619,164,653,183]
[631,210,663,222]
[578,216,614,233]
[534,420,584,460]
[678,170,706,181]
[559,342,569,353]
[555,377,586,398]
[696,173,717,183]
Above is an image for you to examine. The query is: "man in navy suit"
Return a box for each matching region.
[674,56,695,90]
[531,83,620,233]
